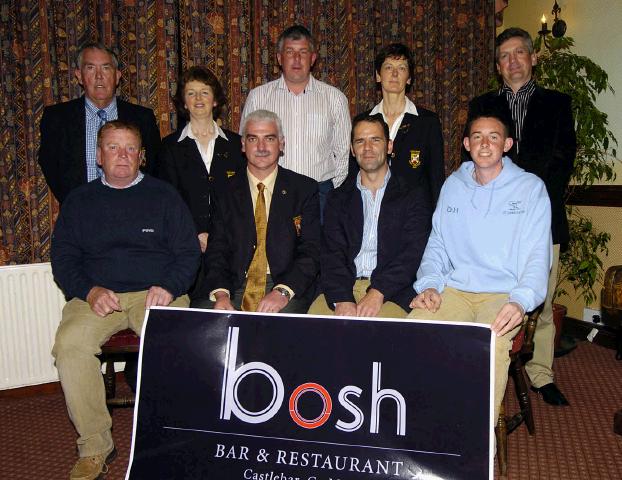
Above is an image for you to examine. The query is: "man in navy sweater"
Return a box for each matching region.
[51,121,199,480]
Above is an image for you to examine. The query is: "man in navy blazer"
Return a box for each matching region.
[308,113,432,317]
[194,109,320,313]
[467,28,576,406]
[38,42,161,204]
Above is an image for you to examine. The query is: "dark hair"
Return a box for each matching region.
[97,120,142,147]
[76,42,119,69]
[351,113,390,144]
[465,111,512,139]
[374,43,415,92]
[173,66,227,122]
[495,27,534,62]
[277,25,316,52]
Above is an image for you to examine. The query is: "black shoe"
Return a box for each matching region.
[531,383,570,406]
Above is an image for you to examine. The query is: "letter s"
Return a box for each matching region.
[335,385,364,432]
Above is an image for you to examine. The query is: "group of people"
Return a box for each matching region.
[39,23,575,480]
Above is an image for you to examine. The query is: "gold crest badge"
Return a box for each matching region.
[409,150,421,169]
[293,215,302,237]
[225,170,236,178]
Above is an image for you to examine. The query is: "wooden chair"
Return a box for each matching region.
[495,307,541,475]
[99,329,140,412]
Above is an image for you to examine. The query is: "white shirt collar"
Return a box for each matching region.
[276,74,315,93]
[370,97,419,117]
[177,120,228,142]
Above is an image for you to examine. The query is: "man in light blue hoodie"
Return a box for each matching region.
[408,112,552,421]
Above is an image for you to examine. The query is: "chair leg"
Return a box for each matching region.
[103,356,116,413]
[495,401,508,476]
[511,358,535,435]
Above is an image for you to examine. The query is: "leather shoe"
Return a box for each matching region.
[531,383,569,406]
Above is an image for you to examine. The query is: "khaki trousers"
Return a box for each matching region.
[307,279,408,318]
[407,287,521,421]
[52,291,189,457]
[525,244,559,387]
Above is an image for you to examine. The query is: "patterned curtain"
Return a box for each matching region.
[0,0,494,266]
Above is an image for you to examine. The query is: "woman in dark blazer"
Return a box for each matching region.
[354,43,445,206]
[159,66,245,253]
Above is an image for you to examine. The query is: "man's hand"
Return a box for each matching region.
[145,286,174,308]
[198,232,209,253]
[334,302,357,317]
[213,291,235,311]
[410,288,442,312]
[86,286,121,317]
[491,302,525,337]
[256,290,289,313]
[356,288,384,317]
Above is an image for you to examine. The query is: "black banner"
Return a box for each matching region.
[127,309,494,479]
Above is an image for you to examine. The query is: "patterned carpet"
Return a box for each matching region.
[1,341,621,479]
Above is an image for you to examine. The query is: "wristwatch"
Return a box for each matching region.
[273,286,291,301]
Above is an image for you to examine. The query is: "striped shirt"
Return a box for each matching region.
[501,79,535,153]
[241,75,351,187]
[354,169,391,277]
[85,97,118,181]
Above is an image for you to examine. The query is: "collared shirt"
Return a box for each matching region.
[100,171,144,189]
[177,120,228,173]
[85,97,118,182]
[370,97,419,141]
[247,166,278,219]
[241,75,351,186]
[501,79,536,153]
[354,168,391,277]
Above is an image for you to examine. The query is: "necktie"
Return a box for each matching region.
[97,109,107,129]
[242,183,268,311]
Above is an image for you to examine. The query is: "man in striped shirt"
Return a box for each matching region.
[467,27,576,407]
[240,25,351,218]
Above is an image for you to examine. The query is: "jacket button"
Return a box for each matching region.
[209,176,215,182]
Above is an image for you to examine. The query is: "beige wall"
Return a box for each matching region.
[503,1,622,317]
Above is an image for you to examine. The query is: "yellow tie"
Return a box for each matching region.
[242,183,268,311]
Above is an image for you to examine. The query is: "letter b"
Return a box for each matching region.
[220,327,285,424]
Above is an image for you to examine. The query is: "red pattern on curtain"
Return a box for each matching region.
[0,0,494,266]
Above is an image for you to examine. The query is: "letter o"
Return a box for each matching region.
[288,382,332,429]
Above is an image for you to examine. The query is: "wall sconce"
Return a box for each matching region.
[538,1,567,48]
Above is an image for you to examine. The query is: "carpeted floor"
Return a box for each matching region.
[1,341,621,479]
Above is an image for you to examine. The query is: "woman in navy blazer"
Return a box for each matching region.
[159,66,245,253]
[351,43,445,206]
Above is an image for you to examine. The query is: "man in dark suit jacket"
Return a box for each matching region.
[308,113,432,317]
[38,42,161,204]
[194,109,320,313]
[468,27,576,406]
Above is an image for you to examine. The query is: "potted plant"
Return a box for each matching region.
[532,36,617,311]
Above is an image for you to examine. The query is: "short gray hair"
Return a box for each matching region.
[495,27,534,62]
[240,109,284,139]
[76,42,119,69]
[276,25,316,53]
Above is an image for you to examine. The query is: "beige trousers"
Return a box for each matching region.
[307,279,408,318]
[52,291,189,457]
[525,244,560,387]
[407,287,521,421]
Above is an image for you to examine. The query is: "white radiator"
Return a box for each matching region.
[0,262,65,389]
